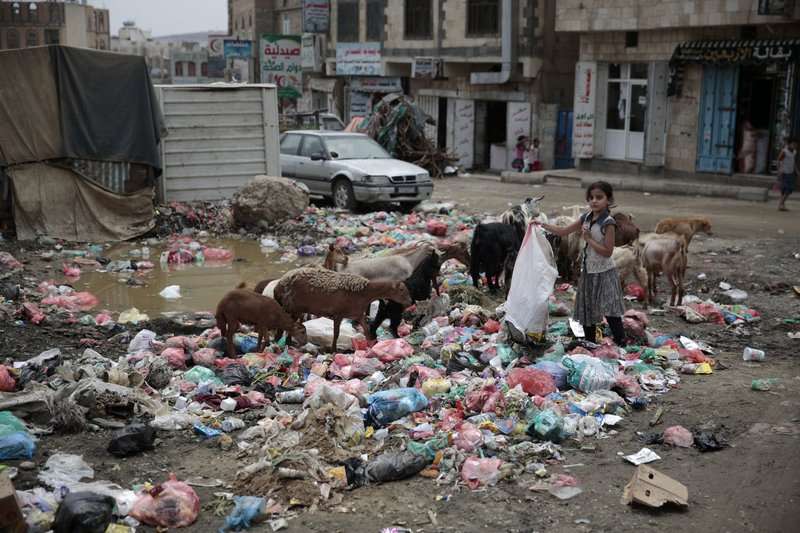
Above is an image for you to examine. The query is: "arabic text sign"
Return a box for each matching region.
[261,34,303,99]
[224,40,252,60]
[303,0,330,33]
[572,61,596,159]
[671,40,799,65]
[336,42,382,76]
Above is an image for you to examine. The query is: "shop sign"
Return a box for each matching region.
[572,61,596,159]
[412,57,442,79]
[303,0,330,33]
[261,34,303,99]
[349,90,371,119]
[336,42,382,76]
[301,33,324,72]
[453,99,475,168]
[223,40,253,60]
[208,34,229,57]
[350,77,402,93]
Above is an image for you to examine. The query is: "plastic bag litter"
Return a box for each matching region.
[159,285,182,300]
[221,496,266,532]
[345,451,429,487]
[0,251,22,270]
[507,368,556,397]
[663,425,693,448]
[118,308,150,324]
[39,453,95,490]
[161,347,187,369]
[192,348,218,367]
[0,431,36,460]
[0,365,16,392]
[303,317,358,352]
[203,247,234,261]
[151,413,199,431]
[453,422,483,452]
[108,424,156,457]
[128,329,156,353]
[562,356,618,393]
[368,338,414,363]
[330,353,385,379]
[530,409,563,442]
[130,474,200,528]
[53,491,115,533]
[366,387,429,427]
[461,456,502,489]
[532,360,568,390]
[504,225,558,339]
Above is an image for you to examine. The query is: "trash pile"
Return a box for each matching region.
[354,94,459,178]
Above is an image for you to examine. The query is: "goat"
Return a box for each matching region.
[215,284,307,357]
[613,212,640,246]
[612,245,648,294]
[370,250,440,337]
[639,237,687,306]
[324,241,436,282]
[550,214,582,281]
[654,217,712,247]
[437,231,471,268]
[273,268,412,353]
[470,222,521,292]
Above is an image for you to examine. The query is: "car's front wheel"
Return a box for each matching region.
[332,179,357,211]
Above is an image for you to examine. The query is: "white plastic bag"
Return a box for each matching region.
[505,225,558,338]
[159,285,182,299]
[303,317,357,351]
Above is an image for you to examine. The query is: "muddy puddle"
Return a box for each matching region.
[71,238,314,317]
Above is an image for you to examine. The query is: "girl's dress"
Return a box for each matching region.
[573,210,625,325]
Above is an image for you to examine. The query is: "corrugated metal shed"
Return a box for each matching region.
[155,84,281,202]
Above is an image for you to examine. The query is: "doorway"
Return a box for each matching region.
[735,64,784,175]
[604,63,648,161]
[475,100,507,170]
[437,97,448,150]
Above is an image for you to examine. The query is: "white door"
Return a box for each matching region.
[604,64,648,161]
[452,99,475,168]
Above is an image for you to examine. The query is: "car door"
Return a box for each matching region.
[279,133,302,178]
[296,134,331,195]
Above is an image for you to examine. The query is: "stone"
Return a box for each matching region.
[18,461,35,471]
[231,175,309,228]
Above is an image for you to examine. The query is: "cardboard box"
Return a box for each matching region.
[0,471,26,533]
[621,465,689,508]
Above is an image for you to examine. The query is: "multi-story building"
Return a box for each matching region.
[0,0,110,51]
[557,0,800,179]
[111,20,170,83]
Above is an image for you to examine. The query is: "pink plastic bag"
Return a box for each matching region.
[193,348,218,367]
[407,364,442,384]
[614,373,642,398]
[166,336,198,352]
[465,384,505,414]
[624,283,646,301]
[22,303,45,325]
[161,347,187,369]
[461,456,502,489]
[0,365,16,392]
[368,338,414,363]
[130,474,200,528]
[0,252,22,270]
[482,319,501,334]
[62,263,81,278]
[426,219,448,237]
[203,247,234,261]
[663,425,694,448]
[507,368,556,397]
[453,422,483,452]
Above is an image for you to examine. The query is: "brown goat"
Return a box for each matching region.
[613,212,640,247]
[639,238,687,306]
[322,244,349,270]
[654,217,712,247]
[215,284,307,357]
[437,232,471,268]
[274,268,412,353]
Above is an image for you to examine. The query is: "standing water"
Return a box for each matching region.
[71,238,311,317]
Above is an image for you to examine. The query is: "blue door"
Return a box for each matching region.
[696,65,739,174]
[554,110,574,169]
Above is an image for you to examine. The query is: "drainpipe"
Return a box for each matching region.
[470,0,516,85]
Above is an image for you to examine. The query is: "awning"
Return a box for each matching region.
[668,38,800,96]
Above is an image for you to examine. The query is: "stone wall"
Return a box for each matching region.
[556,0,799,32]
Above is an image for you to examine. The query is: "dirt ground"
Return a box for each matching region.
[2,177,799,532]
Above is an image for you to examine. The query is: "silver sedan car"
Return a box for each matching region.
[279,131,434,211]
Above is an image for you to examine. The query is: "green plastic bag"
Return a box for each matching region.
[0,411,28,438]
[184,366,223,385]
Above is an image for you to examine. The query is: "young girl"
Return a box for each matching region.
[512,136,528,172]
[536,181,627,346]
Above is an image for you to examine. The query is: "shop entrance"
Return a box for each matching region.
[604,63,648,161]
[473,100,507,170]
[735,64,787,175]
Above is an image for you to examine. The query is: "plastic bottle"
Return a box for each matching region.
[194,249,205,264]
[141,246,150,259]
[221,418,246,432]
[220,398,237,412]
[742,347,765,362]
[276,389,305,403]
[422,321,439,337]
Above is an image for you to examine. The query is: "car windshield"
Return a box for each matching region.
[324,136,391,159]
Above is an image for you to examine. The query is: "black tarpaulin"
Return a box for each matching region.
[0,45,164,171]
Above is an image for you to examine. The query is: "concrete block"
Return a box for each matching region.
[736,188,769,202]
[501,171,547,185]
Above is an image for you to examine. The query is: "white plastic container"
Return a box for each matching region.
[742,347,765,362]
[220,398,238,411]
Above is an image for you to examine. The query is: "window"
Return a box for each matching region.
[405,0,432,39]
[282,14,291,34]
[366,0,384,41]
[45,29,60,45]
[187,62,196,77]
[467,0,499,36]
[201,62,208,77]
[28,2,37,22]
[337,0,359,42]
[174,61,184,77]
[299,136,324,157]
[249,14,252,28]
[26,30,37,47]
[11,3,20,22]
[625,31,638,48]
[7,29,19,49]
[98,12,105,31]
[280,134,302,155]
[49,4,62,24]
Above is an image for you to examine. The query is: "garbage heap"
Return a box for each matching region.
[355,94,459,178]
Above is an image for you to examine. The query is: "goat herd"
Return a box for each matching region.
[215,201,712,359]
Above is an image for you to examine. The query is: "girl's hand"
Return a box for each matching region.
[581,227,592,242]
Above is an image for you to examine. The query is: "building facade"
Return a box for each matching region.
[111,21,170,83]
[0,0,110,51]
[558,0,800,178]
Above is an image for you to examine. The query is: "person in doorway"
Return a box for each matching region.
[535,181,627,346]
[512,135,528,172]
[528,138,542,171]
[777,137,797,211]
